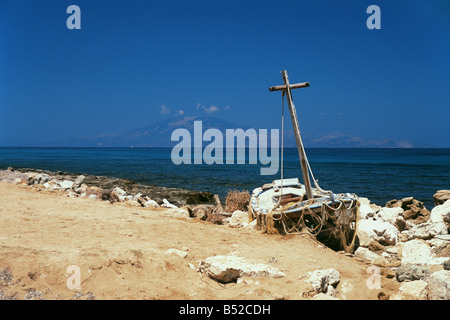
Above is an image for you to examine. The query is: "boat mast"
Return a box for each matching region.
[269,70,313,200]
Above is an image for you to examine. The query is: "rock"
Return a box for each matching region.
[58,180,74,190]
[161,198,178,209]
[386,199,402,208]
[165,248,188,258]
[395,264,430,282]
[430,199,450,224]
[433,190,450,206]
[398,280,428,300]
[111,187,127,202]
[144,200,159,208]
[304,268,340,293]
[112,186,126,196]
[311,293,340,300]
[359,203,376,219]
[406,222,448,240]
[72,175,86,192]
[355,247,382,262]
[402,199,430,224]
[427,270,450,300]
[377,207,404,225]
[132,193,142,201]
[401,239,446,265]
[198,255,285,283]
[227,210,249,228]
[32,173,50,185]
[357,219,399,246]
[444,259,450,270]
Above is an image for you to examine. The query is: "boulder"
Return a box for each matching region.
[58,180,74,190]
[427,270,450,300]
[72,175,86,192]
[304,268,340,293]
[377,207,404,225]
[357,219,399,246]
[359,203,376,219]
[144,200,159,208]
[198,255,285,283]
[398,280,429,300]
[32,173,50,185]
[406,222,448,240]
[355,247,382,262]
[227,210,249,228]
[433,190,450,206]
[430,199,450,224]
[111,187,126,202]
[401,239,447,265]
[161,198,178,209]
[395,264,430,282]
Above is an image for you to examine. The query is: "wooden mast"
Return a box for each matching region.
[270,70,313,200]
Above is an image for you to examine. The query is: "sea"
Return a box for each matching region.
[0,147,449,209]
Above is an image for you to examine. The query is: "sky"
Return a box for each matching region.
[0,0,449,147]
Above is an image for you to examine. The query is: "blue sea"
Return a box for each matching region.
[0,147,449,209]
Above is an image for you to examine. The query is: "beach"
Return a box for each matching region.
[0,168,449,301]
[0,177,399,300]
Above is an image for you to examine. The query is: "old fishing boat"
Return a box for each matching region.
[248,70,360,253]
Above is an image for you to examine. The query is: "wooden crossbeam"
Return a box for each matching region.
[268,82,309,92]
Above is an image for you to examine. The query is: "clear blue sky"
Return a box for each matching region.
[0,0,449,147]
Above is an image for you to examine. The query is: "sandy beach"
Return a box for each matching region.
[0,179,405,300]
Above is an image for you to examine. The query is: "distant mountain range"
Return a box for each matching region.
[46,115,415,148]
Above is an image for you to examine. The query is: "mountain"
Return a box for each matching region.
[46,116,415,148]
[305,131,415,148]
[48,116,252,147]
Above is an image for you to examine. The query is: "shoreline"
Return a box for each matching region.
[0,167,215,207]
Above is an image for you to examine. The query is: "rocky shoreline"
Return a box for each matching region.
[0,167,214,207]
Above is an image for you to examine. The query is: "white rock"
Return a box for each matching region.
[304,268,340,292]
[144,200,159,208]
[133,193,142,201]
[357,219,399,246]
[377,207,404,225]
[430,200,450,224]
[355,247,382,262]
[358,197,371,206]
[401,239,445,265]
[427,270,450,300]
[88,194,97,199]
[72,175,85,191]
[112,187,126,197]
[58,180,74,190]
[33,173,50,185]
[407,222,448,240]
[198,255,285,283]
[228,210,249,228]
[165,248,188,258]
[399,280,429,300]
[311,293,340,300]
[359,203,376,219]
[161,198,177,209]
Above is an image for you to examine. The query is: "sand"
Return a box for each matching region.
[0,181,400,300]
